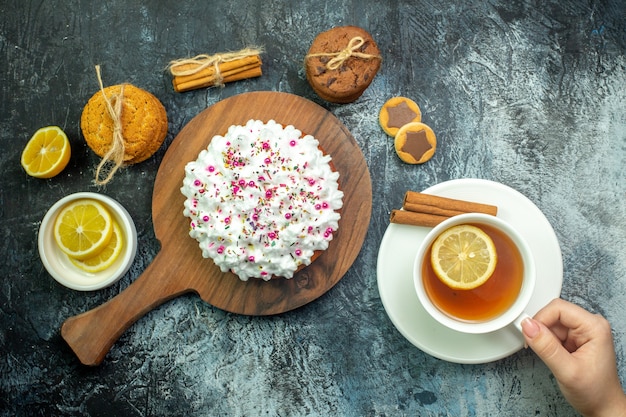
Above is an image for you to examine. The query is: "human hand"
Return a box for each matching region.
[522,298,626,417]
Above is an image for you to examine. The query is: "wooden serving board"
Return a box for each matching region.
[61,91,372,365]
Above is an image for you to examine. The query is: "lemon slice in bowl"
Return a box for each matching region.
[39,192,138,291]
[53,199,113,260]
[21,126,71,178]
[430,224,497,290]
[69,220,124,272]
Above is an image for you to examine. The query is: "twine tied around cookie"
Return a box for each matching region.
[305,36,381,70]
[168,47,263,87]
[93,65,125,186]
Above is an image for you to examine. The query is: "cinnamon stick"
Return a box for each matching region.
[173,65,262,92]
[168,49,263,92]
[403,191,497,216]
[389,191,498,227]
[403,202,466,218]
[172,55,262,85]
[390,210,448,228]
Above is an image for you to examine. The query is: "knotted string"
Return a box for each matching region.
[168,47,263,87]
[305,36,381,70]
[93,65,125,186]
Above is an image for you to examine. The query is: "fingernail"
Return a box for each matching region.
[521,318,540,338]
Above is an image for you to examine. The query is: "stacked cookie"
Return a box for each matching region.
[379,97,437,164]
[81,84,168,165]
[305,26,381,104]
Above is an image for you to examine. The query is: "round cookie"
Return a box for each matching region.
[81,84,168,164]
[379,97,422,137]
[305,26,381,103]
[394,122,437,164]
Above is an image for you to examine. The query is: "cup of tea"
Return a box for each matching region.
[413,213,536,334]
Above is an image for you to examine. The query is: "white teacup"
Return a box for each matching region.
[413,213,535,334]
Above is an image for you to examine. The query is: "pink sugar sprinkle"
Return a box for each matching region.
[285,213,292,220]
[248,180,255,187]
[208,166,215,172]
[262,142,270,149]
[315,204,322,210]
[268,232,276,239]
[295,249,302,256]
[264,157,271,164]
[224,217,231,224]
[217,245,225,254]
[308,178,315,185]
[203,215,209,222]
[238,179,246,186]
[261,271,268,276]
[194,179,201,186]
[289,140,296,146]
[252,214,259,221]
[322,202,329,209]
[248,255,255,262]
[233,186,240,194]
[265,190,272,198]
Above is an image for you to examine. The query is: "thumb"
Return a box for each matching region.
[521,317,572,374]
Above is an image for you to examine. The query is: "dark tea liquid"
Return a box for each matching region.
[422,223,524,322]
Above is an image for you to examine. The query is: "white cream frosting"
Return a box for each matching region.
[181,119,343,281]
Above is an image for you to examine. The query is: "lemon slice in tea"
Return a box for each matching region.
[430,224,497,290]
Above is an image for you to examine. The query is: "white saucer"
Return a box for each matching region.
[377,179,563,364]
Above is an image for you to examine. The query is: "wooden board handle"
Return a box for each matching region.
[61,251,190,365]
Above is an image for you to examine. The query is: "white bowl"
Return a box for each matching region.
[38,192,137,291]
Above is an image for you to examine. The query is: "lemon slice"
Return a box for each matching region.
[69,220,124,272]
[54,199,113,260]
[430,224,497,290]
[21,126,71,178]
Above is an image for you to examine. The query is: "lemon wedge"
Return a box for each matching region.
[21,126,71,178]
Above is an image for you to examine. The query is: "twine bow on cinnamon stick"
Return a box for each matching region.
[168,47,263,92]
[93,65,125,186]
[305,36,382,70]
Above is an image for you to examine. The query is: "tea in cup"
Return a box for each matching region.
[414,213,535,334]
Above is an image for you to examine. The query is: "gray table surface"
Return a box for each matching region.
[1,1,625,416]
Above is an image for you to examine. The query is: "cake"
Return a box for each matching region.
[305,26,381,103]
[181,119,344,281]
[81,84,168,164]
